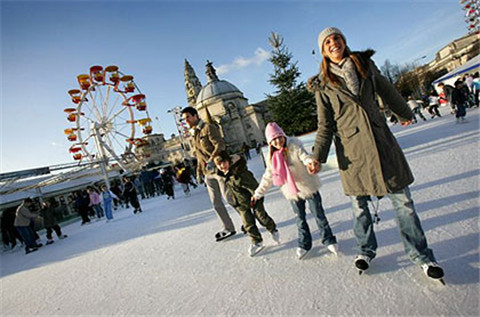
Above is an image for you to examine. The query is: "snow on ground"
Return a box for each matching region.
[1,107,479,316]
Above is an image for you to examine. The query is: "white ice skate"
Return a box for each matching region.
[327,244,339,256]
[248,242,265,257]
[296,247,310,260]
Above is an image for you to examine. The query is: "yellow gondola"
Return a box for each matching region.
[77,74,91,90]
[137,118,151,126]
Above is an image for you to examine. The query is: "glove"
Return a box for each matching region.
[205,161,215,173]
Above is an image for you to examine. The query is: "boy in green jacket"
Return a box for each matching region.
[213,151,279,256]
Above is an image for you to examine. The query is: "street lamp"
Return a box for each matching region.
[413,55,427,64]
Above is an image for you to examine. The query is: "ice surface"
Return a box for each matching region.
[1,107,479,316]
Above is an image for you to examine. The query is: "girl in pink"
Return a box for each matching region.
[252,122,338,260]
[87,187,104,219]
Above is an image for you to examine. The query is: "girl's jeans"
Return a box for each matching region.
[290,191,336,251]
[92,204,104,218]
[350,186,435,265]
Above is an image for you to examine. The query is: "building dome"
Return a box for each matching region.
[196,80,242,104]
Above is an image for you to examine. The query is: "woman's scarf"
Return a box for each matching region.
[271,148,299,196]
[329,57,360,96]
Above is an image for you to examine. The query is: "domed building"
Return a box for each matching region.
[184,59,270,152]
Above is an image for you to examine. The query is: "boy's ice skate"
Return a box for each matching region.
[248,242,265,257]
[270,230,280,245]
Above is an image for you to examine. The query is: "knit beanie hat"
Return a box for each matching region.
[318,27,346,52]
[265,122,286,144]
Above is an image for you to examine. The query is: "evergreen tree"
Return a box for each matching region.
[266,32,316,136]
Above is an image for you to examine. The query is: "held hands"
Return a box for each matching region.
[307,160,321,174]
[250,196,258,207]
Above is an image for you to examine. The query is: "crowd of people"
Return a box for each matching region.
[1,163,200,254]
[1,198,68,254]
[388,72,479,126]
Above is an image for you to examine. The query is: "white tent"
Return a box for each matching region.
[432,54,480,86]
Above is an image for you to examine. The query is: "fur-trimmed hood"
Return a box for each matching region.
[307,49,376,92]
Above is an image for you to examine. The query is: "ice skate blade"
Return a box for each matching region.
[215,231,236,242]
[249,246,265,257]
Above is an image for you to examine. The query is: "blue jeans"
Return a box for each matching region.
[16,226,36,249]
[104,200,113,220]
[92,204,104,218]
[350,187,435,265]
[290,191,337,251]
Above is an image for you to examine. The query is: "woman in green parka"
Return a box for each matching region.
[307,27,443,281]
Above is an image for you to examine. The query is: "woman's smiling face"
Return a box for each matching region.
[323,33,346,64]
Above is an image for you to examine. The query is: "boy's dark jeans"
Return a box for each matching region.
[239,199,276,244]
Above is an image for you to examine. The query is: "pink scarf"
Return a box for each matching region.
[271,148,299,196]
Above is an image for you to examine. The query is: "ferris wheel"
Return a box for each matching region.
[64,65,153,172]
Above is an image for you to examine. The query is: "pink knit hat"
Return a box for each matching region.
[265,122,286,144]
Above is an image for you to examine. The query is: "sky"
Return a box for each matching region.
[1,0,469,173]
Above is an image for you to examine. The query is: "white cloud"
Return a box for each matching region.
[217,48,270,75]
[51,142,61,147]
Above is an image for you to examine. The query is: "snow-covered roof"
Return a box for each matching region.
[433,54,480,84]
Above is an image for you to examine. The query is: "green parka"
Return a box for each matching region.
[217,155,258,211]
[308,50,414,196]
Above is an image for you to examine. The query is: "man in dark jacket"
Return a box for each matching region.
[452,80,467,122]
[1,208,24,249]
[74,191,90,225]
[123,176,142,214]
[214,151,279,256]
[40,201,67,245]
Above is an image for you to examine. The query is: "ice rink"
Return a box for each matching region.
[1,106,479,316]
